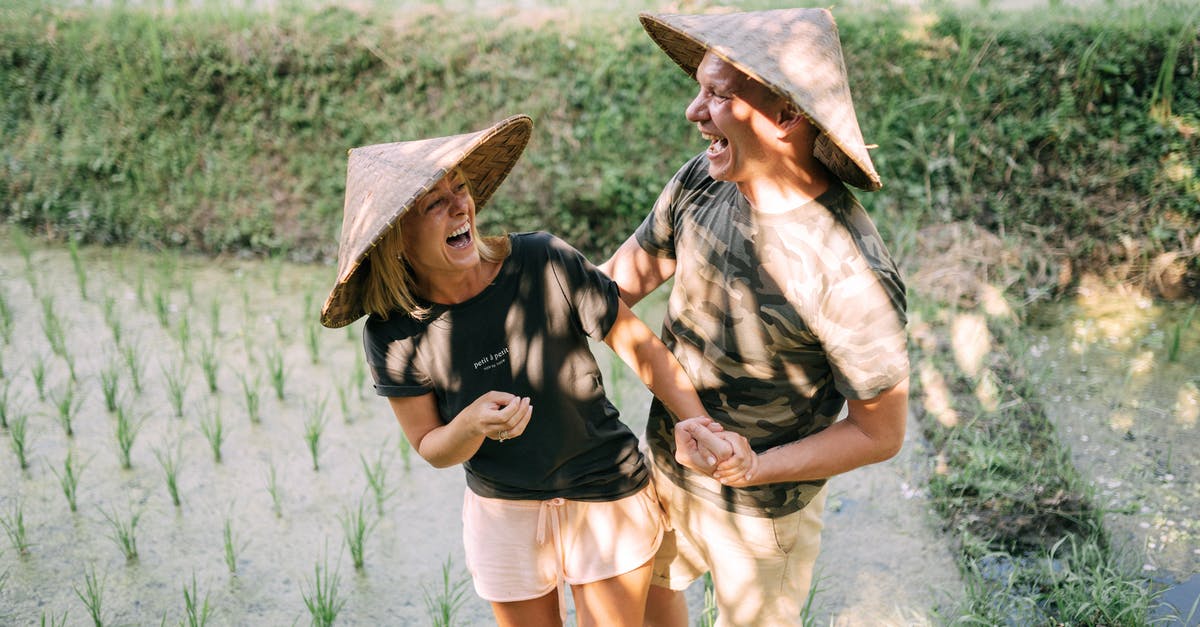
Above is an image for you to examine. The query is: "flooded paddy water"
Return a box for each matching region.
[1026,279,1200,623]
[1,230,1197,624]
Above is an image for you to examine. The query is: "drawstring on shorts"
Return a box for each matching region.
[536,497,568,623]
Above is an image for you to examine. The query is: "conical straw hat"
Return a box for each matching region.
[320,114,533,329]
[639,9,881,192]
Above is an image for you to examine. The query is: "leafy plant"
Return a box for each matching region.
[222,516,246,574]
[422,555,469,627]
[1,499,31,555]
[238,372,261,425]
[51,384,83,437]
[100,505,142,561]
[361,447,397,515]
[181,573,212,627]
[98,360,120,413]
[199,406,225,463]
[162,360,189,418]
[340,496,376,571]
[266,345,286,401]
[8,410,29,470]
[153,442,184,508]
[301,554,346,627]
[113,404,141,470]
[304,397,328,471]
[50,449,85,513]
[73,565,106,627]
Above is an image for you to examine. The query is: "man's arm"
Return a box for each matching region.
[598,234,675,306]
[711,377,909,486]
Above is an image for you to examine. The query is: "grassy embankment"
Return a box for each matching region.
[1,2,1198,623]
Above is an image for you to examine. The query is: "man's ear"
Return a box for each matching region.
[776,103,809,137]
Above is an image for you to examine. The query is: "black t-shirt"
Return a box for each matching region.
[363,231,648,501]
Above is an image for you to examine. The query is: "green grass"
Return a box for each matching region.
[360,447,396,515]
[162,360,189,418]
[264,461,283,518]
[50,384,82,437]
[0,288,13,344]
[266,346,286,401]
[113,403,141,470]
[198,337,219,394]
[68,239,88,300]
[98,360,120,413]
[0,2,1195,293]
[909,298,1158,623]
[303,398,327,471]
[222,516,244,574]
[238,371,261,425]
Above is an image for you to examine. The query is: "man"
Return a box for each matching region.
[598,9,910,626]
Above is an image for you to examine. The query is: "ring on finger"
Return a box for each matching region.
[498,430,509,442]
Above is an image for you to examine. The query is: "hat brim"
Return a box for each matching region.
[320,115,533,328]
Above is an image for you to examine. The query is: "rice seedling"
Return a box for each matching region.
[98,361,120,413]
[397,432,412,472]
[40,295,67,358]
[153,289,171,329]
[352,356,366,400]
[360,447,396,515]
[120,340,144,395]
[62,348,78,383]
[31,354,48,401]
[272,315,287,342]
[175,313,192,359]
[8,410,30,470]
[73,565,106,626]
[102,295,121,345]
[1,499,31,555]
[301,553,346,627]
[421,555,469,627]
[264,461,283,517]
[162,360,189,418]
[336,386,354,425]
[50,449,84,513]
[100,505,142,561]
[698,573,717,627]
[114,404,141,470]
[222,515,246,574]
[181,573,212,627]
[207,298,220,341]
[303,398,328,471]
[51,384,83,438]
[0,379,14,429]
[198,337,219,394]
[266,346,286,401]
[306,322,321,365]
[39,610,67,627]
[68,239,88,300]
[340,496,375,571]
[153,442,183,508]
[238,372,261,425]
[198,406,225,463]
[0,289,13,344]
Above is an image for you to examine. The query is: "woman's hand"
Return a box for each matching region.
[459,391,532,442]
[674,416,731,472]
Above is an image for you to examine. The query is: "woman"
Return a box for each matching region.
[320,115,712,626]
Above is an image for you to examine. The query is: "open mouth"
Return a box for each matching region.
[703,132,728,156]
[446,222,472,249]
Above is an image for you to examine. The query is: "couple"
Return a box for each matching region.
[320,9,909,627]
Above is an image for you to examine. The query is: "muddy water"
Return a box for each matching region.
[0,236,507,624]
[1026,282,1199,622]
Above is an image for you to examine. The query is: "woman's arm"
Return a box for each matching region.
[602,299,708,423]
[387,391,533,468]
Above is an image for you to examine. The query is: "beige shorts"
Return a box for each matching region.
[461,483,665,604]
[650,462,827,627]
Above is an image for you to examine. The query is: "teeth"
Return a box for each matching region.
[701,133,722,142]
[448,223,470,238]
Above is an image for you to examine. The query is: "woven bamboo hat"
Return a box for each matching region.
[320,114,533,329]
[640,8,881,192]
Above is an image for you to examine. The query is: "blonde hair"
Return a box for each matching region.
[361,195,510,321]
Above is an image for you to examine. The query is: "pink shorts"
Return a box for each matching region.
[461,483,665,604]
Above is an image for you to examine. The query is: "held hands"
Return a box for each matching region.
[463,391,532,443]
[673,417,758,487]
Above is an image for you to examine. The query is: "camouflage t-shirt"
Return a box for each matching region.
[635,153,909,517]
